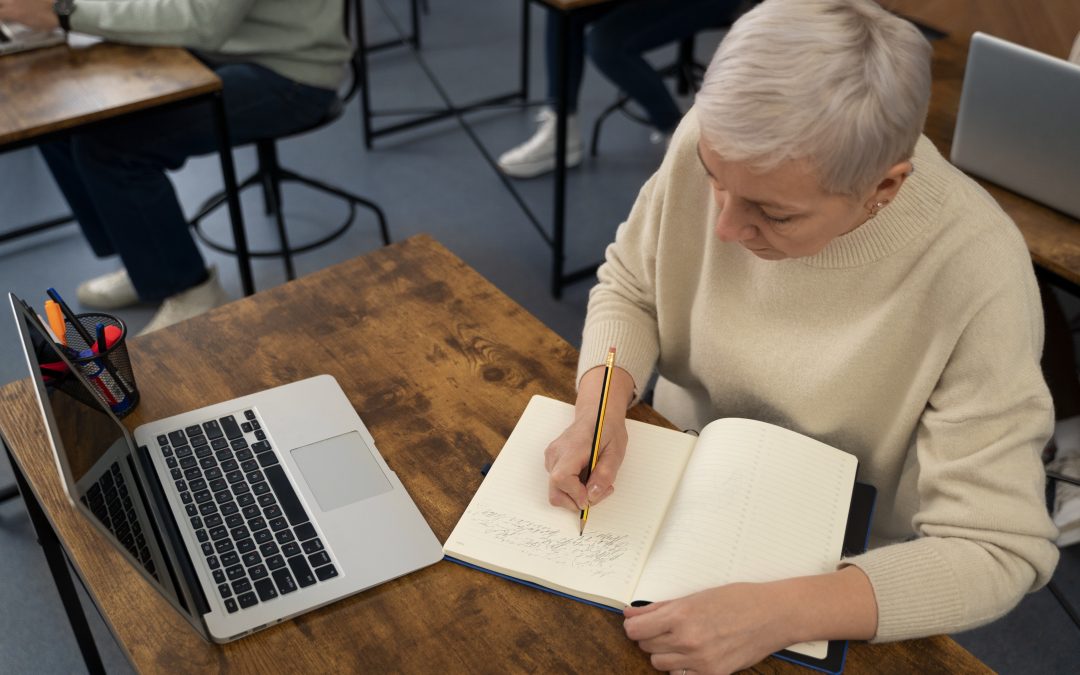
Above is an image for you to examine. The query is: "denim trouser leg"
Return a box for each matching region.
[39,56,336,302]
[587,0,741,133]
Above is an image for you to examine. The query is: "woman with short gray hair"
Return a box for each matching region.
[542,1,1059,672]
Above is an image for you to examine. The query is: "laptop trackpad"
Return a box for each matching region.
[291,432,392,512]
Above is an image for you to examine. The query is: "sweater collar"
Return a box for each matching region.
[798,136,948,269]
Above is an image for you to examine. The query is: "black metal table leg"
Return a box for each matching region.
[551,9,571,299]
[4,441,106,675]
[520,0,531,100]
[210,92,255,297]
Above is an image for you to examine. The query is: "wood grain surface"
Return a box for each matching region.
[0,236,989,673]
[922,37,1080,287]
[0,42,220,147]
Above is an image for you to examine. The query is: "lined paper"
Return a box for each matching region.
[632,418,857,659]
[444,396,695,607]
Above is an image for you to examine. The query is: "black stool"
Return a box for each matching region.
[190,0,390,282]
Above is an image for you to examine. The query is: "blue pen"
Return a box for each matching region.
[46,287,94,346]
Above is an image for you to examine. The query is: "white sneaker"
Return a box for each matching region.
[139,267,229,335]
[497,107,583,179]
[1049,455,1080,547]
[77,268,140,310]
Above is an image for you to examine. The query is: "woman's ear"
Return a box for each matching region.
[863,160,913,213]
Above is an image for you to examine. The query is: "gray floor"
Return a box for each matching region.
[0,1,1077,672]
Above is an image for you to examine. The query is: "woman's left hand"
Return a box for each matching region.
[623,583,795,675]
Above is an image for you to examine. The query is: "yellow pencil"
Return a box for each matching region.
[580,346,616,536]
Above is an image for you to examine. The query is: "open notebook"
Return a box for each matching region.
[444,396,874,674]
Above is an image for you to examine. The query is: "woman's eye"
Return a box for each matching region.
[762,211,792,225]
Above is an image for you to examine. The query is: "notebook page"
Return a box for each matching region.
[632,418,857,659]
[444,396,695,607]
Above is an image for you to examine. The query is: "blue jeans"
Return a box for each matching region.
[545,0,740,133]
[39,55,337,302]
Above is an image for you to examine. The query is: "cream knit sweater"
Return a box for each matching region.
[579,108,1059,642]
[70,0,350,90]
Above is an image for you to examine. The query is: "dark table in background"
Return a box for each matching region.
[0,42,254,296]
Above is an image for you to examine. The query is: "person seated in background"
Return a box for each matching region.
[497,0,742,179]
[543,0,1059,670]
[0,0,350,333]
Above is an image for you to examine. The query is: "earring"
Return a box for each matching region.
[866,200,888,219]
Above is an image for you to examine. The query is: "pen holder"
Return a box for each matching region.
[63,312,140,418]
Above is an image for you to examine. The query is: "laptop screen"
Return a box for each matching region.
[10,294,205,628]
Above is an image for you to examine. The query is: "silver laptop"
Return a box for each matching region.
[0,21,65,55]
[951,32,1080,219]
[9,293,443,642]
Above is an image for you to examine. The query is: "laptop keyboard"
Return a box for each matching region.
[81,461,159,580]
[156,409,339,614]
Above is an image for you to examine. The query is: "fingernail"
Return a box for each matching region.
[588,483,602,498]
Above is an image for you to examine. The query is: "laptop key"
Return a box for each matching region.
[207,555,220,570]
[242,551,261,567]
[264,505,283,520]
[266,554,286,570]
[175,445,192,459]
[234,449,253,463]
[287,555,317,588]
[242,505,260,519]
[168,430,186,447]
[226,564,245,581]
[194,490,212,504]
[205,514,223,528]
[199,502,219,517]
[231,438,248,451]
[236,538,256,554]
[209,526,228,541]
[256,452,279,468]
[237,592,258,609]
[221,551,240,567]
[214,490,233,505]
[161,445,173,457]
[254,577,277,601]
[251,421,261,431]
[196,528,209,543]
[272,568,297,594]
[218,583,232,599]
[220,415,243,440]
[260,542,279,557]
[157,435,168,446]
[231,526,250,541]
[240,459,259,473]
[236,493,256,507]
[189,478,207,492]
[195,446,213,459]
[250,564,269,582]
[258,494,277,508]
[254,430,266,441]
[269,517,289,532]
[264,465,310,526]
[185,425,202,437]
[232,578,252,594]
[275,530,295,545]
[169,464,181,477]
[213,569,227,584]
[183,467,201,480]
[241,422,252,433]
[220,501,239,516]
[180,492,193,505]
[226,470,245,485]
[247,516,267,532]
[185,504,198,517]
[226,513,245,528]
[200,542,213,556]
[209,478,228,493]
[308,551,331,568]
[251,441,271,453]
[211,437,229,451]
[191,434,208,448]
[203,420,223,440]
[189,515,202,530]
[294,523,317,541]
[252,483,271,496]
[314,565,338,582]
[281,542,301,558]
[244,410,256,421]
[254,529,274,545]
[214,539,234,554]
[225,598,238,614]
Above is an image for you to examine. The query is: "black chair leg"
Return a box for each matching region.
[591,94,631,157]
[277,168,390,246]
[0,484,18,503]
[256,142,296,280]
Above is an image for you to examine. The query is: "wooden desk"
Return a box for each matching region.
[923,37,1080,289]
[0,42,254,295]
[0,235,988,673]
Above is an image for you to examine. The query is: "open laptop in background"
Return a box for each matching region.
[0,21,65,55]
[951,32,1080,220]
[9,293,443,643]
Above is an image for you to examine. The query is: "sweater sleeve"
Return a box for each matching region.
[70,0,258,51]
[844,260,1059,642]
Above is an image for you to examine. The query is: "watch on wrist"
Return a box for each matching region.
[53,0,76,33]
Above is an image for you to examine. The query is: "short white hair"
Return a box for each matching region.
[696,0,932,196]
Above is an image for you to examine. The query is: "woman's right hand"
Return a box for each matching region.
[544,365,635,511]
